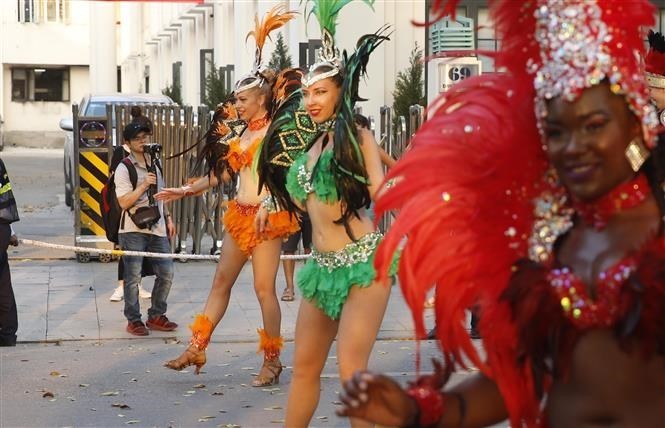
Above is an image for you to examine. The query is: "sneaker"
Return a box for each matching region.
[126,320,149,336]
[146,315,178,331]
[110,286,124,302]
[138,284,152,299]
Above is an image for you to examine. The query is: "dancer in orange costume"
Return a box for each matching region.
[156,5,298,387]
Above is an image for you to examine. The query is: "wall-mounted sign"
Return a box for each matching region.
[427,57,482,108]
[438,61,481,92]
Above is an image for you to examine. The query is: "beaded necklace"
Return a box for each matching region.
[572,173,650,230]
[248,114,269,131]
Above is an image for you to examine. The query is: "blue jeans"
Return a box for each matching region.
[119,232,174,323]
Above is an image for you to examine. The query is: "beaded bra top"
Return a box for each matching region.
[528,173,661,330]
[285,149,339,205]
[224,137,261,173]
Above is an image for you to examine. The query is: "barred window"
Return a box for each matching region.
[17,0,70,23]
[11,67,70,102]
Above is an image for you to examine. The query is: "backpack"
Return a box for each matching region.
[101,151,137,244]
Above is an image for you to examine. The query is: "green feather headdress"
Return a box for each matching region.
[302,0,375,87]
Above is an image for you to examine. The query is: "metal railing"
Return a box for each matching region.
[101,103,425,255]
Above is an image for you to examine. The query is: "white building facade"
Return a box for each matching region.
[115,0,426,124]
[1,0,91,147]
[5,0,663,148]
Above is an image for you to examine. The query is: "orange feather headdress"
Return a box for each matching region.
[235,5,297,93]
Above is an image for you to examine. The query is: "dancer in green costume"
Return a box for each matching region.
[256,1,391,425]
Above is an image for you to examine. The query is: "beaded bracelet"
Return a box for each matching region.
[406,384,446,427]
[261,195,278,213]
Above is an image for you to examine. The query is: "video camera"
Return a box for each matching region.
[143,143,162,158]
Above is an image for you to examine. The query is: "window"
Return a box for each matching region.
[299,40,323,69]
[200,49,213,103]
[17,0,70,23]
[11,67,70,102]
[17,0,35,22]
[477,7,499,72]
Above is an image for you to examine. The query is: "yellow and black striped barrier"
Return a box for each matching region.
[78,150,109,237]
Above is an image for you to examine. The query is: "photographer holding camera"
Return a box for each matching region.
[115,121,177,336]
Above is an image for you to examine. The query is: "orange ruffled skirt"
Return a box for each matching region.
[223,200,299,255]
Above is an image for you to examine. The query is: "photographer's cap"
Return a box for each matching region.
[123,121,151,141]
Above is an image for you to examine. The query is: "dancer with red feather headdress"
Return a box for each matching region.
[337,1,665,426]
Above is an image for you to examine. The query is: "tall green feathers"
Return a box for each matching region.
[305,0,374,40]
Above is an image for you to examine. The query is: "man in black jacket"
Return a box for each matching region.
[0,158,20,346]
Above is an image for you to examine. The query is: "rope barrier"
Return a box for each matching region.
[18,239,311,261]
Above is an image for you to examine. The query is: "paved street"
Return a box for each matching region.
[0,148,498,427]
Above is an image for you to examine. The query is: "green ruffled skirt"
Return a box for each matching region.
[297,232,396,320]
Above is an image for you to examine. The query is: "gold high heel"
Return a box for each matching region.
[165,345,207,374]
[252,357,283,386]
[252,328,284,387]
[164,314,213,375]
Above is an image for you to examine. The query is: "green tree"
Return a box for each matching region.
[202,62,232,110]
[268,32,293,70]
[162,81,183,105]
[392,43,425,132]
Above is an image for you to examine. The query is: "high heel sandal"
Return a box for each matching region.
[165,345,207,374]
[165,314,213,375]
[252,357,283,386]
[252,328,284,387]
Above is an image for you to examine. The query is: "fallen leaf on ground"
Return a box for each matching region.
[112,403,131,409]
[263,405,282,410]
[261,387,280,392]
[125,420,140,425]
[42,391,54,398]
[198,416,215,422]
[67,396,76,401]
[241,367,254,370]
[186,390,196,394]
[241,404,252,408]
[49,371,60,376]
[79,384,89,388]
[193,384,205,389]
[101,391,120,396]
[270,420,284,424]
[129,378,138,382]
[331,401,342,405]
[211,391,224,396]
[316,416,328,420]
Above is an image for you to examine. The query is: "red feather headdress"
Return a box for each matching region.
[375,1,656,426]
[646,30,665,89]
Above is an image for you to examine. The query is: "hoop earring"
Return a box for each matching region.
[625,138,650,172]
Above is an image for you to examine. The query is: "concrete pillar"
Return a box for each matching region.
[233,0,257,76]
[89,1,117,92]
[213,1,223,68]
[219,1,235,65]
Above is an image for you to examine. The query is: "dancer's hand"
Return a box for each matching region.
[255,207,270,236]
[155,187,187,202]
[336,370,418,426]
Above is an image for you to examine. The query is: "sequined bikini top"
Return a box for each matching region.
[285,150,339,204]
[225,137,261,173]
[527,178,663,330]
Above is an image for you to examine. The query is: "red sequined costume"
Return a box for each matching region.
[373,1,664,426]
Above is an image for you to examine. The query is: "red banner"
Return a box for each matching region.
[97,1,204,3]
